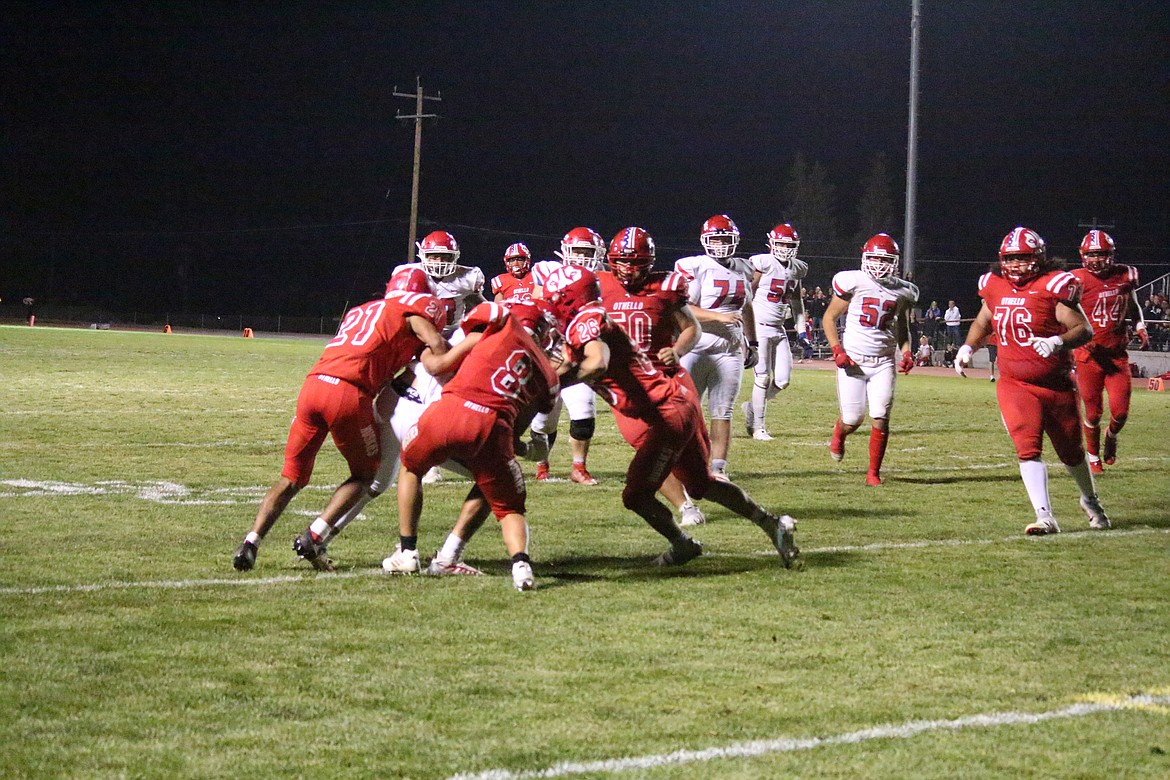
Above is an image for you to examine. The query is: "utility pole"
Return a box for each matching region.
[903,0,921,279]
[1077,217,1115,231]
[393,77,441,262]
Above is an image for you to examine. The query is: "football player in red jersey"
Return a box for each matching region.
[386,301,561,590]
[490,242,536,302]
[955,227,1110,535]
[232,269,449,572]
[544,235,800,569]
[597,228,707,527]
[1069,231,1148,473]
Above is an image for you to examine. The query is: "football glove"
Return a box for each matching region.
[1027,335,1064,358]
[1136,324,1150,349]
[898,349,915,374]
[954,344,974,377]
[832,344,857,369]
[744,341,759,369]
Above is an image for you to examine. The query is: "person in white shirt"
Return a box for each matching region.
[674,215,756,479]
[822,233,919,486]
[742,223,808,440]
[944,300,962,345]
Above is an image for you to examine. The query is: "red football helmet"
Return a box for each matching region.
[505,298,564,359]
[768,223,800,264]
[998,227,1046,285]
[542,265,601,327]
[416,230,460,278]
[700,214,740,260]
[1079,230,1115,275]
[503,242,532,277]
[860,233,900,279]
[607,226,656,290]
[558,227,607,270]
[384,266,434,297]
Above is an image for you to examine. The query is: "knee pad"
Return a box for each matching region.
[569,417,595,441]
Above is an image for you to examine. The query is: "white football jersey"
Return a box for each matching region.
[831,270,919,357]
[394,262,485,335]
[530,259,563,288]
[749,254,808,326]
[675,254,754,354]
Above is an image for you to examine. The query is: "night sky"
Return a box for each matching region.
[3,2,1168,318]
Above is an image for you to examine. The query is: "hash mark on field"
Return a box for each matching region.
[1,527,1165,597]
[446,692,1170,780]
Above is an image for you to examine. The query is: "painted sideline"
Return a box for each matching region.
[446,693,1170,780]
[1,526,1165,597]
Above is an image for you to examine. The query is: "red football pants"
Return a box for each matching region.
[996,375,1084,465]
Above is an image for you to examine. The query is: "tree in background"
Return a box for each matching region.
[854,151,896,247]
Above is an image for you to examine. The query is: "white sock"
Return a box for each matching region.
[751,385,767,427]
[1064,459,1098,500]
[1018,459,1052,516]
[309,517,331,542]
[245,531,261,546]
[437,533,466,564]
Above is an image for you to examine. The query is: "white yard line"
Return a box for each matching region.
[445,693,1170,780]
[1,526,1165,597]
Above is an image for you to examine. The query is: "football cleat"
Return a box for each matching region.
[535,462,550,481]
[653,536,704,566]
[232,540,257,572]
[772,514,800,569]
[525,432,550,463]
[1024,514,1061,536]
[866,471,883,486]
[1101,434,1118,466]
[570,463,598,486]
[710,465,730,482]
[742,401,755,436]
[829,427,845,462]
[421,466,444,485]
[512,560,536,591]
[1088,458,1103,475]
[292,533,335,573]
[1080,495,1111,530]
[426,556,484,576]
[753,429,774,441]
[679,503,706,527]
[382,544,421,574]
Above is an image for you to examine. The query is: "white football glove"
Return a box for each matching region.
[954,344,974,377]
[1027,335,1064,358]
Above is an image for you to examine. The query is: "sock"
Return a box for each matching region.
[1064,458,1098,501]
[751,384,767,427]
[1084,423,1100,457]
[572,457,586,466]
[711,458,727,473]
[511,552,531,565]
[867,427,889,475]
[1107,417,1125,436]
[437,533,465,564]
[244,531,261,547]
[546,431,558,452]
[309,517,331,543]
[399,535,417,552]
[1018,459,1051,516]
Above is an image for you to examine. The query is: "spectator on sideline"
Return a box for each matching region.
[914,335,934,367]
[944,299,962,345]
[923,299,942,341]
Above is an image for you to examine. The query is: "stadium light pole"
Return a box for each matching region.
[394,78,441,262]
[903,0,921,279]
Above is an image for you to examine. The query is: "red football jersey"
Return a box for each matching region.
[1070,265,1139,354]
[442,305,559,426]
[490,271,536,301]
[564,304,679,419]
[309,292,445,395]
[597,270,690,374]
[978,270,1081,387]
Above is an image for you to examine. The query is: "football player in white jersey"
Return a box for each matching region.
[524,227,607,485]
[674,215,757,479]
[822,233,919,486]
[743,223,809,440]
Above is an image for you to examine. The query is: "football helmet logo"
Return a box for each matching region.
[542,265,601,327]
[700,214,740,260]
[861,233,900,280]
[557,227,607,271]
[384,266,434,297]
[768,223,800,264]
[417,230,461,279]
[607,226,656,290]
[999,227,1046,285]
[1079,230,1115,275]
[504,242,532,277]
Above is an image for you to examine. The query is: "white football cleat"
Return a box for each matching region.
[773,514,800,569]
[679,503,706,527]
[1024,514,1061,536]
[382,544,421,574]
[752,429,774,441]
[742,401,755,436]
[512,560,535,591]
[1080,495,1111,530]
[426,556,484,576]
[421,466,444,485]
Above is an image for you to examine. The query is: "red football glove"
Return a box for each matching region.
[832,344,857,369]
[898,349,915,374]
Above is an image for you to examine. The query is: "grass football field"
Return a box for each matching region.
[1,325,1168,779]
